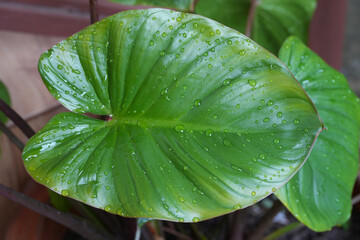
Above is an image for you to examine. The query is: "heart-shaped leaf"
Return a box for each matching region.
[109,0,194,11]
[23,9,323,222]
[0,80,11,124]
[276,36,360,231]
[195,0,317,54]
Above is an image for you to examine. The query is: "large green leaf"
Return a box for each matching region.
[276,37,360,231]
[109,0,194,11]
[23,9,323,222]
[0,80,11,124]
[195,0,317,54]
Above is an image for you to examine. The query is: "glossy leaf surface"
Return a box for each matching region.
[109,0,194,11]
[195,0,317,54]
[276,37,360,231]
[0,80,11,124]
[24,9,322,222]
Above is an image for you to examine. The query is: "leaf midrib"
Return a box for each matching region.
[111,115,243,134]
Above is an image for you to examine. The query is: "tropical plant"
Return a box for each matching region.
[0,1,358,240]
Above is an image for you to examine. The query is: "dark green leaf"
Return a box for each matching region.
[48,189,72,212]
[276,36,360,231]
[24,9,322,222]
[195,0,317,54]
[109,0,194,11]
[0,80,11,123]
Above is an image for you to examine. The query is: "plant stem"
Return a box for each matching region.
[352,193,360,205]
[229,210,247,240]
[89,0,99,24]
[0,183,114,240]
[0,99,35,138]
[70,200,109,233]
[263,222,304,240]
[134,226,141,240]
[245,0,258,37]
[0,122,24,150]
[248,199,283,240]
[191,223,207,240]
[162,226,193,240]
[190,0,199,13]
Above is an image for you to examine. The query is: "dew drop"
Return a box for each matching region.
[192,217,200,223]
[105,205,111,212]
[205,129,213,137]
[222,79,231,86]
[179,197,185,202]
[251,191,256,196]
[212,114,218,119]
[293,118,300,125]
[176,17,182,22]
[223,139,232,147]
[61,190,69,196]
[234,204,242,210]
[248,79,257,87]
[174,124,185,133]
[277,112,282,118]
[239,49,246,56]
[194,99,201,106]
[267,100,274,106]
[259,154,266,160]
[179,218,184,222]
[273,139,280,144]
[149,40,154,46]
[71,69,81,74]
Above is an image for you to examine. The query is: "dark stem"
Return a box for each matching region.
[0,99,35,138]
[352,193,360,205]
[162,226,193,240]
[263,222,304,240]
[245,0,257,37]
[0,183,114,240]
[229,210,247,240]
[89,0,99,24]
[248,199,283,240]
[0,122,25,150]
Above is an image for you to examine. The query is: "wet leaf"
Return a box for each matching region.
[23,9,322,222]
[276,36,360,231]
[195,0,317,54]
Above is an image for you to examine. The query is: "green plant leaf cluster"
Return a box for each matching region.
[109,0,317,54]
[109,0,194,11]
[196,0,317,54]
[23,9,323,222]
[276,37,360,231]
